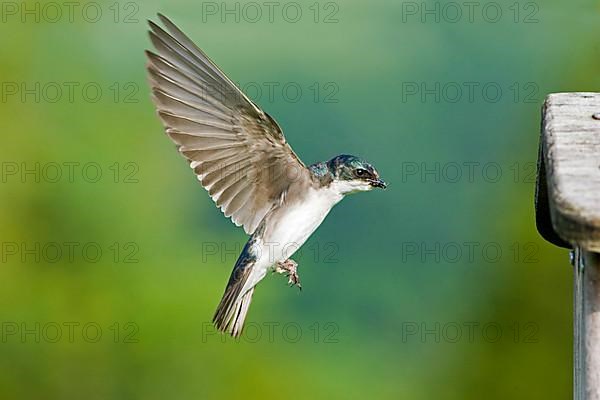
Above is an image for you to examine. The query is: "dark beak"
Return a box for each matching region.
[370,178,387,189]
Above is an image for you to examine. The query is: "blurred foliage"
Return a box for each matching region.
[0,0,599,399]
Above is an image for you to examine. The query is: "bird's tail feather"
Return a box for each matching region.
[213,256,255,337]
[213,233,261,337]
[213,287,255,337]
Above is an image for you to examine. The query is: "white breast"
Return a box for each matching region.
[270,187,342,259]
[240,186,343,295]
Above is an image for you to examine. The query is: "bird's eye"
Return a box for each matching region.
[355,168,366,177]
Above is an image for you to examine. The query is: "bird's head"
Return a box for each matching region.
[327,154,387,195]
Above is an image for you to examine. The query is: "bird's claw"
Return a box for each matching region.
[276,259,302,291]
[288,273,302,291]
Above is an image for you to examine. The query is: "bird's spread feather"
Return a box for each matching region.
[146,13,312,235]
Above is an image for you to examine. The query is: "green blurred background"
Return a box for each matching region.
[0,0,599,398]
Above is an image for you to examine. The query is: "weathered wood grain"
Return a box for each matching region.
[583,252,600,400]
[536,92,600,400]
[540,92,600,251]
[574,250,600,400]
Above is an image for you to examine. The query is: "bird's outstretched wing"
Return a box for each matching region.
[146,14,311,234]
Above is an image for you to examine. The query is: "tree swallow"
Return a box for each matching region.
[146,14,387,337]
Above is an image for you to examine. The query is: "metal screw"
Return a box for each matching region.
[593,113,600,120]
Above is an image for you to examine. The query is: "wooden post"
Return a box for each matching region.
[535,93,600,400]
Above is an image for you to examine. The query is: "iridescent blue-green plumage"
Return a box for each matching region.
[308,161,333,186]
[310,155,382,187]
[326,155,378,180]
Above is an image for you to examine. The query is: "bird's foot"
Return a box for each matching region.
[275,259,301,290]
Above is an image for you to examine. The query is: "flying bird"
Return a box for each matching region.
[146,14,387,337]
